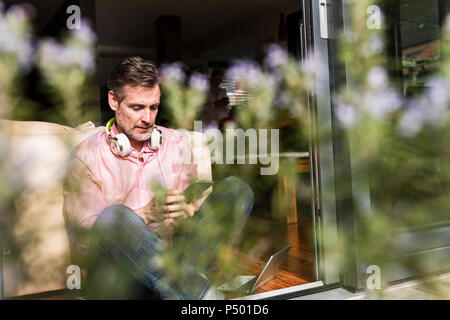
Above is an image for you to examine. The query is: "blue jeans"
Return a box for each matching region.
[85,176,254,300]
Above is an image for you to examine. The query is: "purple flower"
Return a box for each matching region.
[398,102,425,137]
[6,4,28,24]
[334,95,358,128]
[265,44,288,69]
[0,4,33,69]
[72,19,97,44]
[38,39,67,65]
[425,77,449,115]
[160,62,185,82]
[68,46,95,73]
[189,72,209,92]
[398,76,450,137]
[302,50,328,76]
[369,33,384,54]
[363,89,402,119]
[226,60,263,87]
[226,60,277,91]
[359,67,403,119]
[301,51,328,91]
[38,37,95,74]
[367,67,388,89]
[335,102,357,128]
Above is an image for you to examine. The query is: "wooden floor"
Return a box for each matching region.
[225,216,316,298]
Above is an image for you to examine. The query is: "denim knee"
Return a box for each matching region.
[219,176,254,215]
[92,204,144,240]
[220,176,253,194]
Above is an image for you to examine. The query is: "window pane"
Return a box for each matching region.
[400,0,441,95]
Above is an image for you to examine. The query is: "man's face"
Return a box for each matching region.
[108,84,160,143]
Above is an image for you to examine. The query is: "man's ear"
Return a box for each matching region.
[108,90,119,112]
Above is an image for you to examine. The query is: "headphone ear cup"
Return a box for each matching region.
[109,138,121,156]
[149,128,163,150]
[114,133,131,156]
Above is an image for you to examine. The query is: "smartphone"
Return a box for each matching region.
[183,180,214,203]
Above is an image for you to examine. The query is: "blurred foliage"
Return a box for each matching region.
[156,46,314,296]
[0,3,35,280]
[159,65,208,130]
[36,20,97,127]
[158,0,450,299]
[333,0,450,298]
[0,3,98,298]
[1,0,449,300]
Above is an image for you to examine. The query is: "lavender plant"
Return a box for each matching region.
[0,3,33,295]
[160,63,208,130]
[332,0,450,298]
[1,0,448,300]
[156,48,314,298]
[157,0,449,299]
[0,3,99,298]
[36,19,97,127]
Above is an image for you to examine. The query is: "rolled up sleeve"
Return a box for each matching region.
[63,154,107,230]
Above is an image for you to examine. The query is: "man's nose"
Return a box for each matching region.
[141,108,152,124]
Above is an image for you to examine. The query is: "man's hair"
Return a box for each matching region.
[107,56,159,102]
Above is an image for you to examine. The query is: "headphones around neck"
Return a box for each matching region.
[106,118,163,157]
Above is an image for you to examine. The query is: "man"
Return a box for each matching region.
[63,56,254,299]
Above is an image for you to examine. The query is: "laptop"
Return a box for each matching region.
[217,245,292,294]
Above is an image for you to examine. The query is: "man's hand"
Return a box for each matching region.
[162,189,198,220]
[135,197,165,224]
[135,189,198,225]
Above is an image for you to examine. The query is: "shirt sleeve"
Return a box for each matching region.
[63,153,107,230]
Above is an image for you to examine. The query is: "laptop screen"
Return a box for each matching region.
[252,245,292,291]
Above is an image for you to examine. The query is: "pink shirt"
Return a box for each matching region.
[63,124,197,260]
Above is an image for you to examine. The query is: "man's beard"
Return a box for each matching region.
[125,127,153,142]
[116,114,153,142]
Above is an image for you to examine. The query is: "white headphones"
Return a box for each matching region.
[106,118,163,157]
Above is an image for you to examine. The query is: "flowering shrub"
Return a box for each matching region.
[0,3,32,257]
[158,1,450,298]
[36,19,97,126]
[0,3,32,118]
[159,63,209,130]
[330,0,450,298]
[0,2,97,298]
[0,0,448,299]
